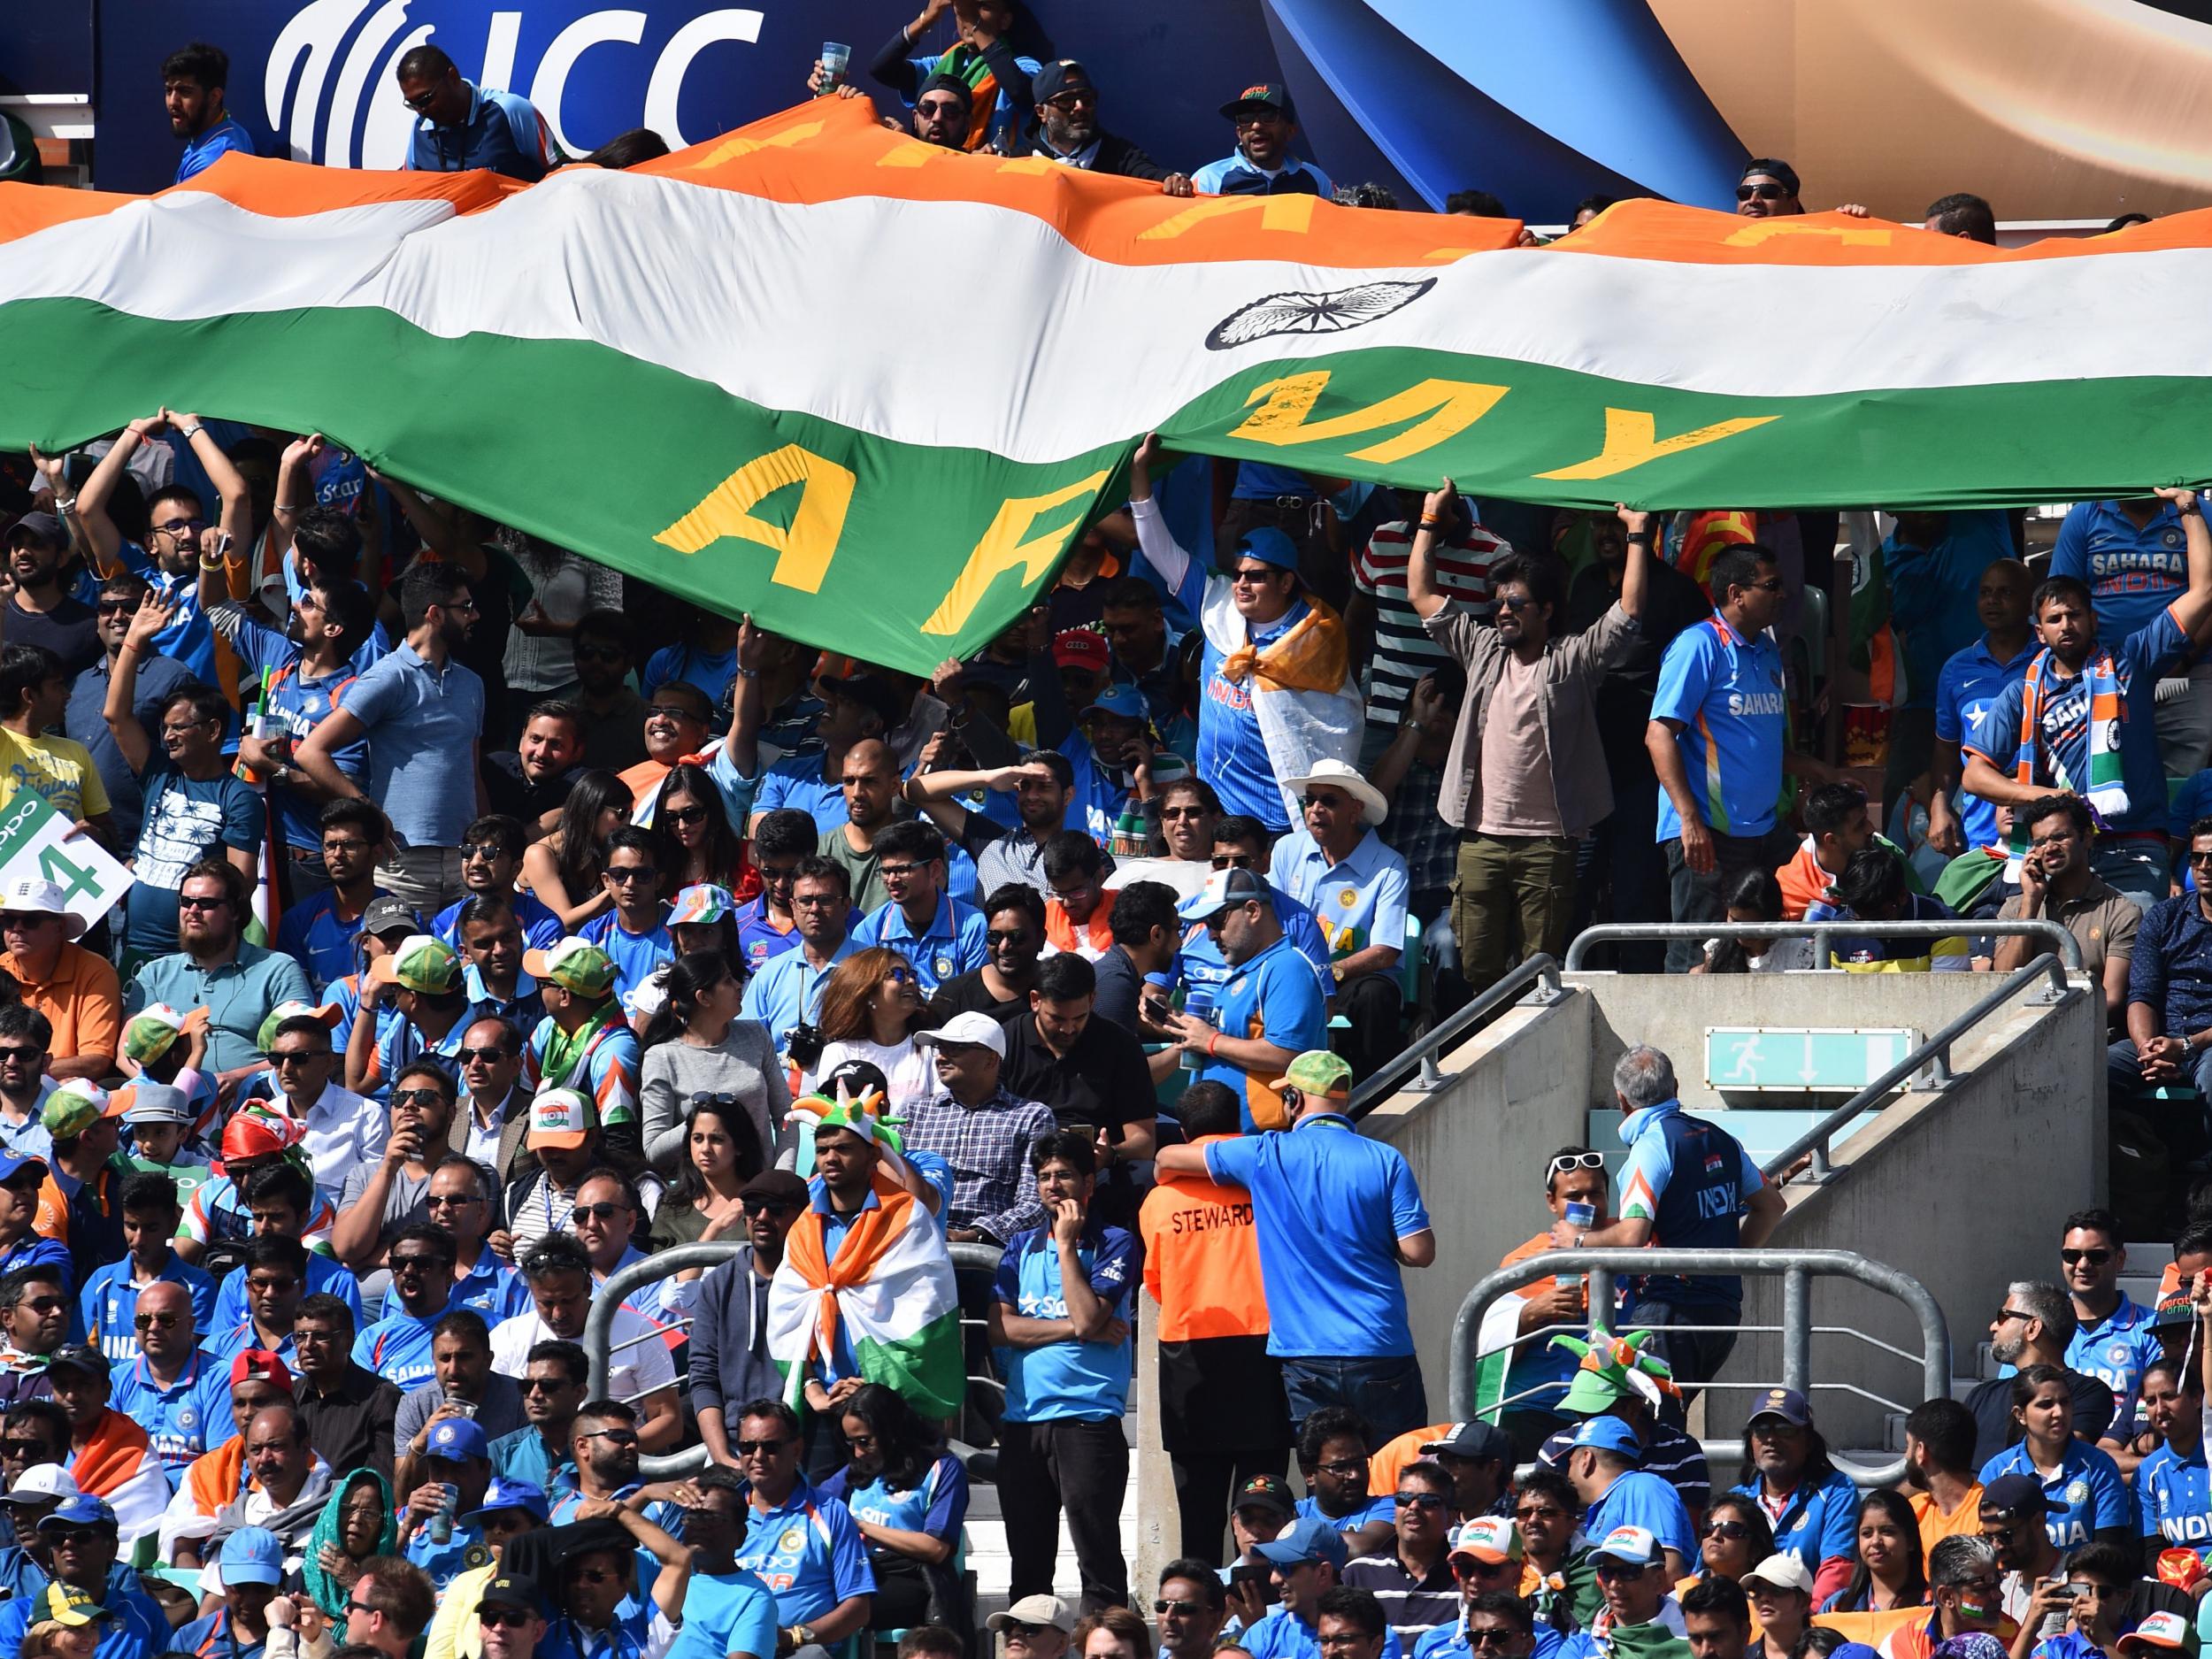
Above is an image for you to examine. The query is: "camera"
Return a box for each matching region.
[784,1021,826,1071]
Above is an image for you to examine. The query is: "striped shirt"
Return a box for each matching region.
[1343,1550,1461,1644]
[1538,1417,1712,1516]
[1355,520,1512,736]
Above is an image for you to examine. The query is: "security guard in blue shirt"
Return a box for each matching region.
[395,45,556,182]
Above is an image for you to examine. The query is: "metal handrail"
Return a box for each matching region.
[1563,918,2082,972]
[1759,955,2074,1183]
[1348,954,1567,1118]
[586,1236,1006,1479]
[1447,1247,1949,1488]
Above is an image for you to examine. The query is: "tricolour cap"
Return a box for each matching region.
[522,937,617,998]
[42,1079,121,1141]
[1590,1525,1663,1569]
[255,999,341,1056]
[527,1088,597,1149]
[1448,1517,1522,1563]
[2119,1614,2194,1652]
[120,1004,186,1067]
[669,884,737,927]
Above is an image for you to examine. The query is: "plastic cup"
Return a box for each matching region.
[819,42,852,94]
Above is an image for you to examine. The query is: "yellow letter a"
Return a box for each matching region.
[921,472,1110,637]
[653,444,856,595]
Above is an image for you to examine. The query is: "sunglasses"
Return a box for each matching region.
[1464,1632,1523,1650]
[1737,181,1787,201]
[985,930,1030,947]
[0,1045,42,1064]
[1155,1601,1202,1616]
[2060,1248,2112,1266]
[134,1312,182,1330]
[1394,1491,1448,1509]
[426,1192,482,1210]
[734,1437,793,1455]
[96,601,138,616]
[1160,805,1210,819]
[460,842,509,860]
[1702,1521,1749,1540]
[393,1088,447,1107]
[1993,1307,2032,1325]
[741,1199,798,1217]
[573,644,625,664]
[522,1377,572,1394]
[1514,1507,1565,1523]
[1210,854,1257,870]
[572,1201,630,1223]
[152,518,207,538]
[1229,566,1279,586]
[481,1611,534,1629]
[645,703,702,721]
[605,867,658,884]
[22,1295,65,1313]
[758,864,801,883]
[580,1427,639,1447]
[664,804,710,827]
[457,1046,511,1064]
[271,1050,329,1068]
[176,895,228,911]
[1453,1558,1514,1578]
[388,1254,443,1272]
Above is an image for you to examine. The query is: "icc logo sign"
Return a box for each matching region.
[261,0,764,167]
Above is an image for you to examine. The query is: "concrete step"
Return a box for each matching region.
[962,1446,1141,1617]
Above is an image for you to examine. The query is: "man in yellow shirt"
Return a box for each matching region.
[0,643,115,839]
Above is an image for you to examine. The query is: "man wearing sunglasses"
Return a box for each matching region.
[1962,1282,2117,1467]
[1157,1560,1230,1659]
[436,818,564,954]
[333,1061,461,1273]
[726,1397,873,1658]
[1025,60,1184,186]
[2048,1207,2162,1425]
[488,1339,589,1491]
[1476,1147,1610,1455]
[394,42,554,182]
[1344,1464,1460,1645]
[1192,82,1332,198]
[0,1493,167,1659]
[352,1224,459,1393]
[1409,1520,1549,1659]
[203,1235,312,1371]
[106,1279,226,1475]
[691,1171,808,1470]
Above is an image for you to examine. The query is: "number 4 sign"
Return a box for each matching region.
[0,791,134,926]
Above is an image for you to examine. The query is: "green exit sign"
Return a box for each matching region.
[1705,1027,1919,1092]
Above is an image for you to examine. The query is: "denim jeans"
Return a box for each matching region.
[2106,1037,2212,1168]
[1279,1353,1431,1448]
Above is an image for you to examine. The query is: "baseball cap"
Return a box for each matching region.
[42,1080,121,1141]
[1219,81,1295,120]
[739,1169,810,1208]
[1253,1515,1349,1571]
[0,878,87,940]
[0,1150,46,1187]
[6,512,65,550]
[987,1595,1074,1634]
[1233,1472,1295,1518]
[523,938,617,998]
[1177,865,1268,923]
[1051,631,1110,674]
[255,1000,342,1056]
[914,1010,1009,1059]
[120,1004,187,1068]
[361,896,421,940]
[40,1583,113,1626]
[120,1082,193,1125]
[821,1058,891,1113]
[478,1574,549,1618]
[1269,1050,1353,1102]
[1978,1472,2049,1519]
[818,673,902,730]
[425,1416,490,1462]
[0,1465,80,1504]
[669,884,737,928]
[1423,1422,1511,1463]
[916,72,973,108]
[1746,1386,1811,1427]
[219,1526,285,1586]
[1448,1517,1522,1563]
[527,1088,597,1149]
[464,1477,552,1526]
[370,933,462,995]
[1233,526,1301,572]
[2119,1614,2194,1653]
[1030,60,1094,104]
[1589,1525,1663,1570]
[38,1494,117,1531]
[1079,682,1148,723]
[1569,1417,1640,1458]
[44,1345,109,1381]
[230,1349,294,1392]
[1741,1554,1814,1594]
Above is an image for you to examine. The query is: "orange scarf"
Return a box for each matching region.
[71,1409,152,1497]
[1219,595,1351,695]
[780,1173,913,1368]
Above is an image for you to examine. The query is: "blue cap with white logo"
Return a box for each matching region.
[425,1417,489,1462]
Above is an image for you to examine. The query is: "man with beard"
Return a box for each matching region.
[1,515,97,676]
[690,1171,808,1466]
[162,42,256,180]
[297,563,488,915]
[1025,61,1186,187]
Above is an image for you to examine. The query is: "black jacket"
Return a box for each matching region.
[1025,127,1171,181]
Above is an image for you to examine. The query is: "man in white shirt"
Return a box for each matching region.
[254,1003,385,1208]
[488,1233,680,1453]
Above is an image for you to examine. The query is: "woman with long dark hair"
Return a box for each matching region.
[1819,1488,1927,1612]
[640,949,785,1177]
[807,945,932,1112]
[1978,1362,2131,1554]
[657,762,755,900]
[818,1382,970,1631]
[1695,869,1812,973]
[522,767,631,927]
[1691,1494,1776,1589]
[647,1093,763,1261]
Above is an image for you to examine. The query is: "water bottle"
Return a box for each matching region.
[1558,1201,1596,1289]
[429,1486,454,1546]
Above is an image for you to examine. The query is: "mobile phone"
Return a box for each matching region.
[1229,1563,1271,1586]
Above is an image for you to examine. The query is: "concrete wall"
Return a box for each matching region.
[1353,969,2103,1462]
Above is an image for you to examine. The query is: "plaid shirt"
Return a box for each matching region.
[900,1084,1056,1242]
[1384,756,1458,895]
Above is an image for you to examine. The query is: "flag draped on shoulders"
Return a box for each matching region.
[1204,581,1361,824]
[767,1171,964,1420]
[70,1408,170,1548]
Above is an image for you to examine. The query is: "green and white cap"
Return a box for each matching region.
[255,1000,341,1056]
[120,1004,187,1067]
[368,934,461,994]
[523,937,617,998]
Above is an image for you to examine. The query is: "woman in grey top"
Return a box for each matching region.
[639,949,787,1177]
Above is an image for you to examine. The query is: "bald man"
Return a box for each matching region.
[110,1279,227,1476]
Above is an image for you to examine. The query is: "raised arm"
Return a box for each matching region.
[1125,434,1194,593]
[170,410,252,554]
[1405,480,1459,621]
[103,592,176,777]
[1617,503,1651,620]
[2159,486,2212,643]
[726,615,768,781]
[75,417,162,572]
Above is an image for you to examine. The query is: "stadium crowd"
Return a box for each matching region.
[1,14,2209,1659]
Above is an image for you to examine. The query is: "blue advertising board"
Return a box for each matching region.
[82,0,1750,212]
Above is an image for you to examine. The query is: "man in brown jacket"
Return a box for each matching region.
[1410,488,1649,991]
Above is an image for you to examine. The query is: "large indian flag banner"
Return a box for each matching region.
[5,98,2211,673]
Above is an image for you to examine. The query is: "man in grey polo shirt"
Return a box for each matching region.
[297,563,486,914]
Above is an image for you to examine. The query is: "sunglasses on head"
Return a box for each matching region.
[1548,1151,1604,1176]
